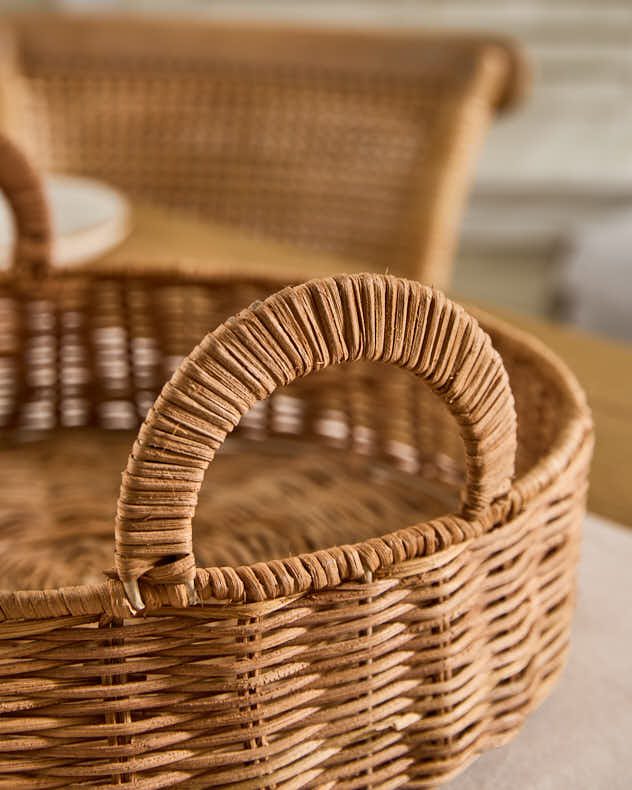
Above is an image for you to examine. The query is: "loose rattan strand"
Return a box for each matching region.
[0,133,592,789]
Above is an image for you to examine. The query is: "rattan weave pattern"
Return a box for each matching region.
[0,134,592,788]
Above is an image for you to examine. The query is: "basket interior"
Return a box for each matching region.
[0,274,568,592]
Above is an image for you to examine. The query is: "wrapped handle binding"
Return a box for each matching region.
[0,133,51,277]
[115,274,518,611]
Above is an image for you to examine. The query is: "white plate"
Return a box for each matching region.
[0,174,131,268]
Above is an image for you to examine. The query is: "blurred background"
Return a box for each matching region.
[1,0,631,341]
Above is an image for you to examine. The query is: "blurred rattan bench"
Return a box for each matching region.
[0,13,526,287]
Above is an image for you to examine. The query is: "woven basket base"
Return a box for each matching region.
[0,428,460,592]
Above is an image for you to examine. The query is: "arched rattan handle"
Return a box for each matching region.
[0,133,51,277]
[116,274,517,611]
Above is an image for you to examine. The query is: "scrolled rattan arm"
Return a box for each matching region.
[115,274,517,611]
[0,132,51,278]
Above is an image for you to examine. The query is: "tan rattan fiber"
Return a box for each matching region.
[0,133,592,788]
[0,13,526,287]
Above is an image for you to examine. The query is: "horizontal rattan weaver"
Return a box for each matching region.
[0,134,592,788]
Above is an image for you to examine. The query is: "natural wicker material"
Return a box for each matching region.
[0,13,526,287]
[0,134,592,788]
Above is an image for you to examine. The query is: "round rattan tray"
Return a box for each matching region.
[0,134,592,788]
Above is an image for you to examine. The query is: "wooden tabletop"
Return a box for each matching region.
[102,203,632,527]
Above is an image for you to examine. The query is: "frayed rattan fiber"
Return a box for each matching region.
[0,133,592,789]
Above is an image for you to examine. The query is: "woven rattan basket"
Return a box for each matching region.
[0,134,593,788]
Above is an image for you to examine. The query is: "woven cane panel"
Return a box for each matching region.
[18,65,439,271]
